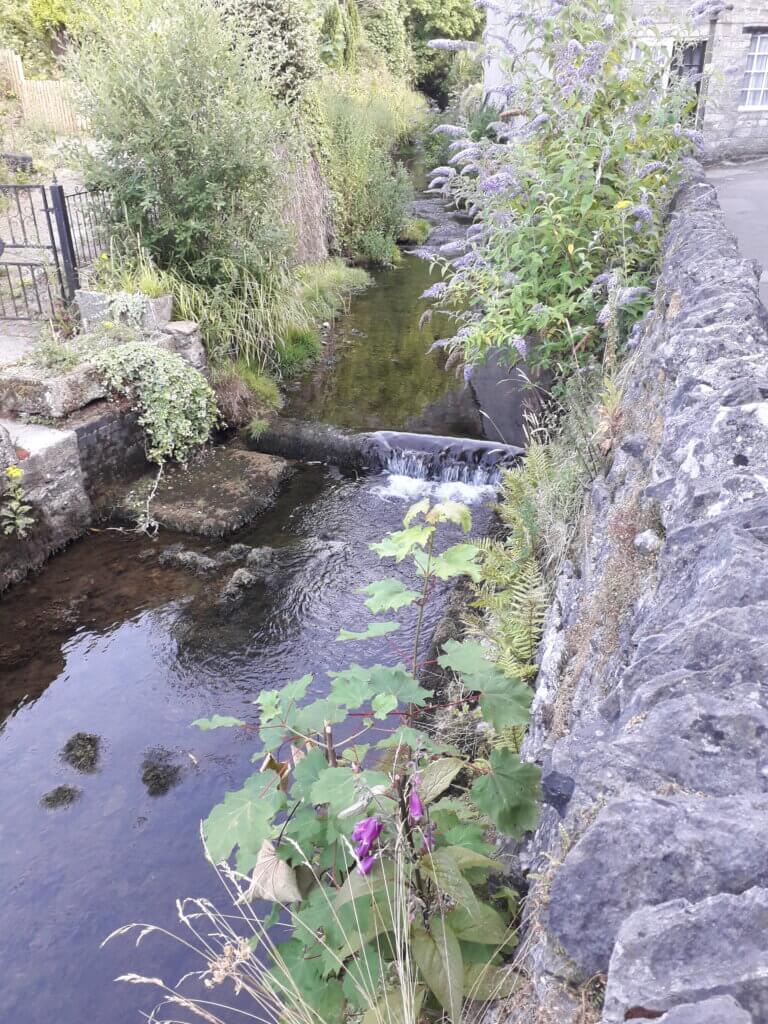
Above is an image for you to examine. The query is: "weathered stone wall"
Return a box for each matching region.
[512,170,768,1021]
[70,402,148,502]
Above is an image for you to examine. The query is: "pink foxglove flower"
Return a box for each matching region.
[357,854,377,877]
[408,788,425,823]
[352,816,383,858]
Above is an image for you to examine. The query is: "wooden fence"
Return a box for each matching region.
[0,49,82,134]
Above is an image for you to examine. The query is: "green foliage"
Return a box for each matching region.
[193,500,540,1023]
[244,416,270,441]
[314,69,425,264]
[275,326,322,377]
[404,0,484,104]
[94,342,219,465]
[219,0,319,106]
[358,0,410,77]
[435,0,697,371]
[295,258,372,320]
[318,0,361,69]
[397,217,432,245]
[1,466,35,539]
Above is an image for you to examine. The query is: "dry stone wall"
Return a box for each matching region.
[513,168,768,1022]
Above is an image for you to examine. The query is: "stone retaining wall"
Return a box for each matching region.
[513,171,768,1021]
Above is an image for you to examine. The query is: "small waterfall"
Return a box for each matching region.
[369,431,523,489]
[381,449,504,486]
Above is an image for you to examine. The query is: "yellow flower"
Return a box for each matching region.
[6,465,23,480]
[567,243,575,255]
[614,199,631,210]
[99,252,109,260]
[103,320,115,329]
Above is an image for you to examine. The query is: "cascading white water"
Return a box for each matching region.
[380,449,503,486]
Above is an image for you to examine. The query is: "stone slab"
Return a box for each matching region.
[133,446,293,538]
[654,997,753,1024]
[603,888,768,1023]
[0,362,105,418]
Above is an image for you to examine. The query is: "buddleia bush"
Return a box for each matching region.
[427,0,699,373]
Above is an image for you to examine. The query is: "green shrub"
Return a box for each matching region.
[315,70,424,264]
[433,0,697,372]
[397,217,432,245]
[244,416,270,441]
[94,342,219,464]
[73,0,288,272]
[218,0,319,105]
[275,327,322,377]
[295,258,371,320]
[358,0,410,77]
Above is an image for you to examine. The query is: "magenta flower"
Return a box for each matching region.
[352,816,383,858]
[357,854,378,876]
[408,788,425,823]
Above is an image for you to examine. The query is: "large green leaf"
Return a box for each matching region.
[418,757,465,803]
[442,845,504,874]
[337,621,400,642]
[291,747,328,801]
[371,693,398,719]
[343,943,387,1012]
[370,525,434,562]
[327,664,375,709]
[427,501,472,533]
[428,543,482,581]
[362,577,421,613]
[368,664,430,706]
[412,917,463,1023]
[376,726,460,756]
[420,848,475,905]
[334,860,396,909]
[438,639,532,730]
[470,749,541,837]
[203,774,284,871]
[192,714,245,730]
[446,901,511,945]
[462,963,521,1000]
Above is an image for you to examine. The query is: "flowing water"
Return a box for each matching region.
[0,208,503,1022]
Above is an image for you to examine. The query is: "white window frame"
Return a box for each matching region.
[739,31,768,112]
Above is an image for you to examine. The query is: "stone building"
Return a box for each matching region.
[483,1,768,162]
[635,1,768,161]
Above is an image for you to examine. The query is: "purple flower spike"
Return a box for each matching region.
[357,854,377,876]
[408,788,425,823]
[352,816,383,858]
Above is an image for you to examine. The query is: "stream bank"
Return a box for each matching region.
[509,169,768,1022]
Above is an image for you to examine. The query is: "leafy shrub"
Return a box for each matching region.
[358,0,410,76]
[315,70,424,264]
[429,0,697,373]
[94,342,219,464]
[72,0,288,273]
[1,466,35,539]
[219,0,319,105]
[405,0,484,105]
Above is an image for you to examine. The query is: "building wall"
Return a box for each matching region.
[633,0,768,161]
[483,1,768,161]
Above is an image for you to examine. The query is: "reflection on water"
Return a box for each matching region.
[285,253,484,437]
[0,465,493,1024]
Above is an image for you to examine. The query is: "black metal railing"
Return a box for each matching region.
[0,181,110,320]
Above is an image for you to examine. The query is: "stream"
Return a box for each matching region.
[0,197,507,1023]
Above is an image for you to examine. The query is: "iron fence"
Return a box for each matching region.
[0,181,110,320]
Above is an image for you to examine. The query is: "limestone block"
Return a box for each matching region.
[654,997,753,1024]
[75,289,173,332]
[602,888,768,1023]
[0,362,105,418]
[154,321,207,372]
[546,794,768,977]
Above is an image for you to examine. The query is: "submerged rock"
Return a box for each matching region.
[61,732,100,773]
[159,543,218,575]
[141,747,183,796]
[217,568,260,609]
[215,543,254,566]
[40,784,82,809]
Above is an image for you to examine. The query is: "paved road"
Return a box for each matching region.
[708,158,768,306]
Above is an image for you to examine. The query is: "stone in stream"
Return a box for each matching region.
[214,543,254,566]
[61,732,101,773]
[602,888,768,1023]
[40,784,82,809]
[158,543,218,575]
[124,446,293,538]
[217,567,260,610]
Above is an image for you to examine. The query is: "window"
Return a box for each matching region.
[740,32,768,109]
